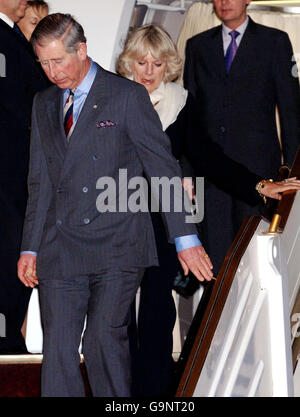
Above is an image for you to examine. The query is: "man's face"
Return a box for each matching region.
[36,39,88,90]
[213,0,251,29]
[0,0,28,23]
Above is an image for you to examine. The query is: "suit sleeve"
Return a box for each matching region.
[183,38,198,98]
[21,94,52,252]
[125,83,197,241]
[273,32,300,167]
[171,94,262,206]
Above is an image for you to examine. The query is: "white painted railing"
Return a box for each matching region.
[192,193,300,397]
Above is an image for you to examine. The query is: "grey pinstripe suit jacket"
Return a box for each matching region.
[21,64,196,280]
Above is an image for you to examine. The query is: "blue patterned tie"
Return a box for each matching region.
[225,30,240,73]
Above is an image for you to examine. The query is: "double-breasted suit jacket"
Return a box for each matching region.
[21,64,196,280]
[184,17,300,272]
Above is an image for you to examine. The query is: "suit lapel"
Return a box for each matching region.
[45,86,67,161]
[227,17,258,77]
[205,26,227,79]
[59,65,108,177]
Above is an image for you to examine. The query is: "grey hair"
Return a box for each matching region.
[31,13,86,53]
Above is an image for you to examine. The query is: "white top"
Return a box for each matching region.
[149,81,188,131]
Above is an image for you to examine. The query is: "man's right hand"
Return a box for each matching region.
[177,244,214,282]
[18,253,38,288]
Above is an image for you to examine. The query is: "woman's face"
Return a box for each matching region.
[18,6,48,40]
[132,52,167,94]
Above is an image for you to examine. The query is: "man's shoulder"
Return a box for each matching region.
[250,19,289,39]
[34,84,59,103]
[98,66,142,92]
[186,25,221,47]
[0,17,11,33]
[0,18,19,45]
[93,65,148,102]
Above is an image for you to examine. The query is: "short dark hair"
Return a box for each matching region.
[31,13,86,53]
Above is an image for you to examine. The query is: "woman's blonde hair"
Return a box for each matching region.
[116,24,182,83]
[28,0,49,18]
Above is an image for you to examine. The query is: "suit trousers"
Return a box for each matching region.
[128,211,179,397]
[0,182,31,353]
[38,267,144,397]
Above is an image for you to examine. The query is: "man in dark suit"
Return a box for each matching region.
[184,0,300,273]
[17,13,213,397]
[0,0,49,353]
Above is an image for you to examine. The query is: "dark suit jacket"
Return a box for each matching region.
[0,18,49,183]
[0,17,49,352]
[21,65,197,280]
[183,17,300,272]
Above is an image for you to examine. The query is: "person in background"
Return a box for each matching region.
[116,23,300,397]
[184,0,300,274]
[18,0,48,40]
[0,0,49,354]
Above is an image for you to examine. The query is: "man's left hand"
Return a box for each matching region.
[178,245,214,282]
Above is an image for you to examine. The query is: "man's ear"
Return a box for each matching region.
[77,42,88,61]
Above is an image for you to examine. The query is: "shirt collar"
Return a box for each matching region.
[63,59,97,98]
[0,12,14,28]
[222,15,249,38]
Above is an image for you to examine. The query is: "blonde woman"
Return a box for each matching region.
[117,25,196,397]
[18,0,49,41]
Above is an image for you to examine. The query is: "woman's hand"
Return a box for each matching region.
[259,177,300,200]
[182,177,194,200]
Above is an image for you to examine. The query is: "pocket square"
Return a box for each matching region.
[96,120,118,128]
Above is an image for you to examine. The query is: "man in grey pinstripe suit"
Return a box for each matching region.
[17,13,213,397]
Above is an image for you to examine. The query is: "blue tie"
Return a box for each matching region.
[225,30,240,73]
[13,23,26,40]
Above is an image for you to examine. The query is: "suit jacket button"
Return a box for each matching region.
[220,126,226,133]
[92,155,98,161]
[83,218,90,224]
[56,220,62,226]
[82,187,88,193]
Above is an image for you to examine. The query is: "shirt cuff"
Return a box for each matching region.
[20,251,37,256]
[174,234,202,252]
